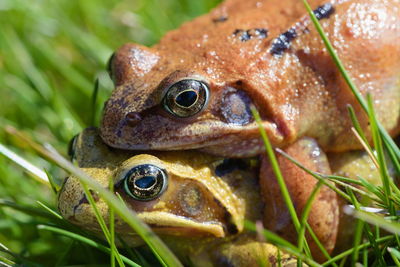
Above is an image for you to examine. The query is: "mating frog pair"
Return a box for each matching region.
[59,0,399,265]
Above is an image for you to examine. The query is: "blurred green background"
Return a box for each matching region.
[0,0,220,265]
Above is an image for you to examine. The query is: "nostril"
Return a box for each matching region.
[125,112,142,127]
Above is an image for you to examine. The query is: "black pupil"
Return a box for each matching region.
[175,90,198,107]
[135,176,156,189]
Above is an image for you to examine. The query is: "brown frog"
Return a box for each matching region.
[101,0,400,157]
[99,0,399,260]
[59,127,302,266]
[59,128,383,264]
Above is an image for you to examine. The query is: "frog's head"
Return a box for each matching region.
[101,21,287,157]
[59,128,260,244]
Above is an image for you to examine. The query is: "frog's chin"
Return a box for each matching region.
[102,120,286,157]
[138,211,229,238]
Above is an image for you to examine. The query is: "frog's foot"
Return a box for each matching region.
[260,137,339,262]
[190,234,306,267]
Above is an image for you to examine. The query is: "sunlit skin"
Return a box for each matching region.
[101,0,399,157]
[59,128,383,264]
[99,0,399,261]
[59,128,298,266]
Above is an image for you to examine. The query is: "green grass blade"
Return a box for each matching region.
[36,201,63,220]
[109,177,123,267]
[388,247,400,267]
[0,199,55,220]
[345,209,400,235]
[90,79,100,126]
[12,129,182,267]
[30,38,93,97]
[250,107,302,233]
[302,0,400,160]
[305,224,333,264]
[79,183,126,267]
[244,221,321,267]
[0,27,53,100]
[322,235,394,266]
[297,181,322,254]
[347,105,369,147]
[0,256,14,267]
[346,189,364,266]
[37,225,140,267]
[44,169,60,193]
[275,148,352,203]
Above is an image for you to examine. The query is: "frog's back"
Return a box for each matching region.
[102,0,400,157]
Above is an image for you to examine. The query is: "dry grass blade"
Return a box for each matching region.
[0,143,49,185]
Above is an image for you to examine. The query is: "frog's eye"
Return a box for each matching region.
[163,79,209,117]
[123,164,168,201]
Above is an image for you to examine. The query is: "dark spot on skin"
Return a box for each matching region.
[233,29,242,35]
[125,112,142,127]
[73,190,99,214]
[313,3,335,20]
[233,28,268,42]
[214,256,235,267]
[240,31,251,42]
[220,88,253,125]
[269,256,277,265]
[270,3,334,56]
[270,27,297,56]
[303,27,310,34]
[233,29,250,42]
[212,15,228,23]
[225,220,239,235]
[211,196,240,235]
[215,159,249,177]
[254,28,268,38]
[73,195,89,214]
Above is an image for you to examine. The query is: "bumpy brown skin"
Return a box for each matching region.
[260,138,338,262]
[101,0,400,157]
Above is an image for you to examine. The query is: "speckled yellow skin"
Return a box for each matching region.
[59,127,302,266]
[59,128,386,265]
[101,0,400,157]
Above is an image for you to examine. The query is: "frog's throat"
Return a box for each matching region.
[138,211,226,237]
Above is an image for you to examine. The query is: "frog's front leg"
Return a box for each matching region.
[259,137,339,262]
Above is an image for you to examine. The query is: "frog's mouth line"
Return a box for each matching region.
[138,121,283,150]
[138,211,227,237]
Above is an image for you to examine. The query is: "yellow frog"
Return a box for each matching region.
[59,127,301,266]
[59,128,383,264]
